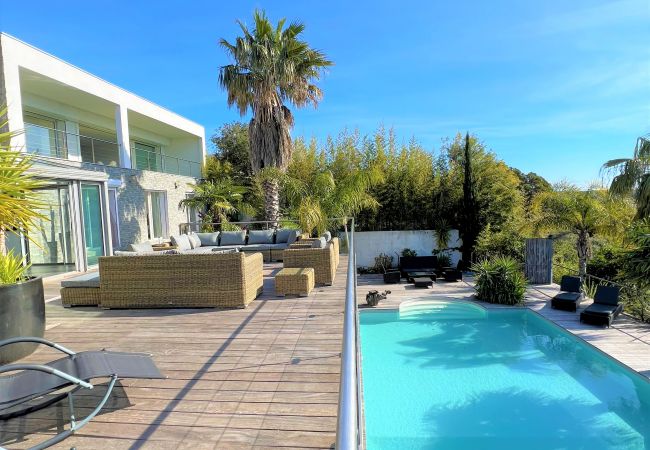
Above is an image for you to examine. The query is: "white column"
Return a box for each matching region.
[3,63,26,150]
[115,104,131,168]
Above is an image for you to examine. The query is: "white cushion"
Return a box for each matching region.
[187,232,202,249]
[170,234,192,251]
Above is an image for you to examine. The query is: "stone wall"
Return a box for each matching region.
[81,163,195,250]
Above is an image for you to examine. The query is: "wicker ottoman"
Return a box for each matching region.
[275,267,315,297]
[60,272,101,307]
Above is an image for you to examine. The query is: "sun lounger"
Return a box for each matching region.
[0,337,164,449]
[580,285,622,327]
[551,275,583,312]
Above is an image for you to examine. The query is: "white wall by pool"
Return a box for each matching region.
[349,229,462,268]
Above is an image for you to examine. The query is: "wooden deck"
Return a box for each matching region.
[3,260,349,450]
[4,262,650,449]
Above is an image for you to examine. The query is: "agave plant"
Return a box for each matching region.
[472,256,526,305]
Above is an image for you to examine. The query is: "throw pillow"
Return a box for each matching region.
[220,230,247,246]
[129,242,154,253]
[248,230,275,244]
[196,232,220,246]
[311,237,327,248]
[322,231,332,242]
[170,234,192,251]
[187,232,202,249]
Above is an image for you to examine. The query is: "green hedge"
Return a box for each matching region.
[472,256,526,305]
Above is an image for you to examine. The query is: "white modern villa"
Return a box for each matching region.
[0,32,206,276]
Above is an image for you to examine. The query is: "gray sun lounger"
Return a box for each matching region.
[580,285,623,327]
[551,275,583,312]
[0,337,164,450]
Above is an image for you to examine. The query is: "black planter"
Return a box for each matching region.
[0,277,45,364]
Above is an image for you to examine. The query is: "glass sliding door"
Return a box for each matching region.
[25,184,76,277]
[81,184,105,266]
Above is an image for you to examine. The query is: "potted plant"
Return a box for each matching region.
[0,107,47,364]
[374,253,400,284]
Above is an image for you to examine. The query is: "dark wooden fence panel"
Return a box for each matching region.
[525,238,553,284]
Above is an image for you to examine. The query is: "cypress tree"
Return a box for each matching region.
[461,132,480,266]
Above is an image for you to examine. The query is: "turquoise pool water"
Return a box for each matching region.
[360,301,650,450]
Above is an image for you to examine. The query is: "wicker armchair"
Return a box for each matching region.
[282,238,339,285]
[99,252,263,309]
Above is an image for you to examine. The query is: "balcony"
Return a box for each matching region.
[23,123,201,177]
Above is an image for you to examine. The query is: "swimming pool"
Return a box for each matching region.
[359,301,650,449]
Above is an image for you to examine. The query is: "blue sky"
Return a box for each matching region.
[1,0,648,185]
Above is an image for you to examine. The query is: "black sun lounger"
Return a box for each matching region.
[0,337,164,450]
[551,275,583,312]
[580,285,623,327]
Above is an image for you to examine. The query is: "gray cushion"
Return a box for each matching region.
[322,231,332,242]
[196,232,220,246]
[220,231,247,246]
[170,234,192,251]
[553,292,581,302]
[129,242,154,253]
[241,244,270,252]
[276,229,300,244]
[61,272,100,288]
[266,243,289,249]
[248,230,275,245]
[187,232,202,249]
[311,237,327,248]
[212,248,239,254]
[115,250,178,256]
[180,247,215,254]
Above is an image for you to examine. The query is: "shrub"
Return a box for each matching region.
[472,256,526,305]
[474,224,525,262]
[401,248,417,257]
[586,246,624,281]
[436,252,452,267]
[372,253,393,273]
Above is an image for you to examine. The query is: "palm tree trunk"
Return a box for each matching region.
[263,179,280,224]
[576,230,591,278]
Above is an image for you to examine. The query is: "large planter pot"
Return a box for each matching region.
[0,277,45,364]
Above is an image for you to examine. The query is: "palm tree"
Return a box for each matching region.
[531,185,633,278]
[219,10,333,223]
[179,179,254,230]
[279,165,383,236]
[603,135,650,219]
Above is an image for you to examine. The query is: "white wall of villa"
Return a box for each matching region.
[0,32,206,273]
[351,230,462,268]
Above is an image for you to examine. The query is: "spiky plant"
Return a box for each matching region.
[603,136,650,219]
[0,107,46,274]
[219,10,333,223]
[472,256,526,305]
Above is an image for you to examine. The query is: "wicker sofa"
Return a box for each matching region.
[282,237,339,285]
[98,252,263,309]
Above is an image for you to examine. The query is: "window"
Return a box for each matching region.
[146,191,168,239]
[24,112,67,158]
[79,125,119,166]
[108,189,120,248]
[134,141,162,172]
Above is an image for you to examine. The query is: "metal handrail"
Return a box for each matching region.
[336,217,363,449]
